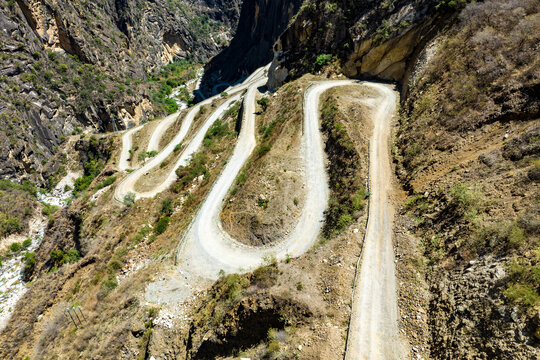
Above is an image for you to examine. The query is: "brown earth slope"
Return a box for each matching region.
[393,0,540,358]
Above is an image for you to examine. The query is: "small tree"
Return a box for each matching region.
[154,217,170,235]
[123,192,136,207]
[257,97,269,111]
[314,54,333,69]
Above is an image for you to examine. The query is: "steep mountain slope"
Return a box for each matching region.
[0,0,241,184]
[268,0,446,87]
[394,1,539,357]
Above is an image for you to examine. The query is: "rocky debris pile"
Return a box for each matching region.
[429,256,538,359]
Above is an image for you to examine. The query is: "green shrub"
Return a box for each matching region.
[73,159,104,197]
[174,153,209,190]
[449,183,481,220]
[205,120,229,141]
[352,187,367,211]
[222,273,249,301]
[0,213,22,236]
[267,340,281,354]
[314,54,332,68]
[107,259,123,271]
[505,284,540,308]
[504,257,540,309]
[257,144,271,157]
[64,249,81,263]
[236,170,247,186]
[154,217,170,235]
[132,226,152,244]
[164,98,178,114]
[252,264,278,288]
[101,274,118,290]
[0,179,36,196]
[42,203,59,216]
[508,222,526,249]
[96,175,117,190]
[23,251,36,272]
[160,200,173,216]
[49,248,81,267]
[337,213,353,229]
[123,192,136,207]
[22,238,32,248]
[257,97,269,111]
[9,242,22,253]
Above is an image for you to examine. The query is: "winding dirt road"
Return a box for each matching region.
[120,70,402,357]
[113,66,268,203]
[118,124,143,171]
[175,80,376,279]
[173,79,403,358]
[344,83,404,360]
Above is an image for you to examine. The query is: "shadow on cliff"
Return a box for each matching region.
[198,0,302,99]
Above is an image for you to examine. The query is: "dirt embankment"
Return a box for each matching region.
[220,80,308,246]
[393,1,540,358]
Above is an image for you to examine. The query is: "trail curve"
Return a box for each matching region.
[175,80,378,279]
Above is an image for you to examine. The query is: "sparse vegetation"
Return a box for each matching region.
[320,96,367,236]
[123,192,136,207]
[49,248,81,269]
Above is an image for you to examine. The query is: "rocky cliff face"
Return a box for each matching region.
[267,0,450,88]
[199,0,302,96]
[0,0,241,184]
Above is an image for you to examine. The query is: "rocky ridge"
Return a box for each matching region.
[0,0,242,184]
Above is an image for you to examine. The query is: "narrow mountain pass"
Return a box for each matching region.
[344,83,405,360]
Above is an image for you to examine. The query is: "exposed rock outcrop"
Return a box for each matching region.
[267,0,450,88]
[0,0,242,184]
